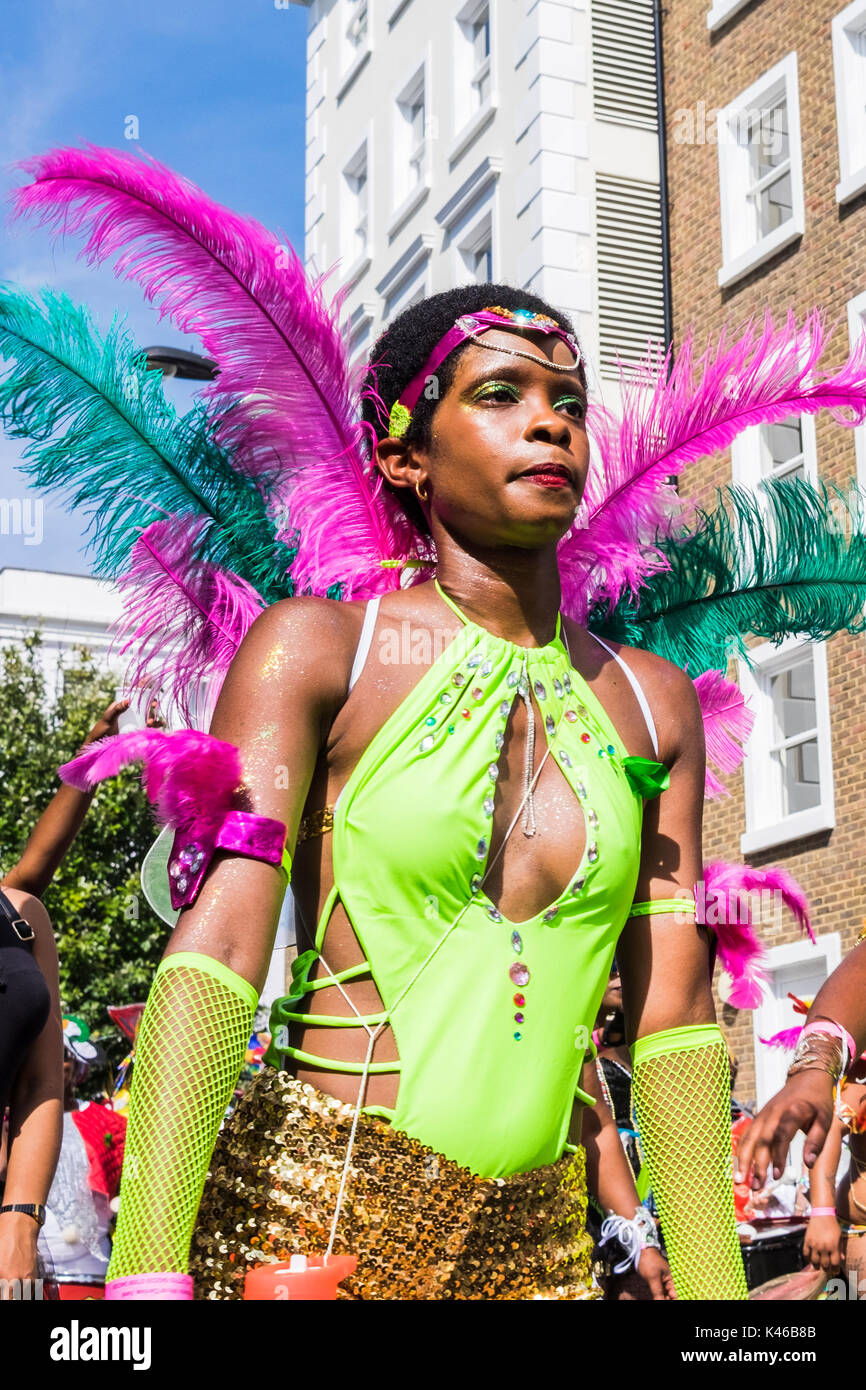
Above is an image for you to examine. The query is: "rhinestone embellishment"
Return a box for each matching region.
[476,839,488,860]
[471,686,484,700]
[499,700,511,717]
[509,962,530,987]
[511,931,523,955]
[545,714,556,735]
[587,808,599,828]
[483,795,495,816]
[571,876,586,894]
[467,652,483,669]
[470,874,482,894]
[487,763,499,781]
[487,905,503,923]
[452,672,466,688]
[495,731,505,750]
[558,750,572,768]
[507,671,520,688]
[418,735,435,752]
[542,906,559,922]
[439,692,454,705]
[480,660,494,677]
[587,842,599,863]
[553,677,564,698]
[533,680,547,700]
[565,709,578,723]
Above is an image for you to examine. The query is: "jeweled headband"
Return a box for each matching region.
[387,304,582,439]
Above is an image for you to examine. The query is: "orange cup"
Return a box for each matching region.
[244,1255,358,1301]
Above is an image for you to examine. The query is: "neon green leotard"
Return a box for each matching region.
[272,585,669,1180]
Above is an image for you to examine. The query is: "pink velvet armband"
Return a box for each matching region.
[168,811,287,909]
[58,729,288,911]
[106,1273,194,1300]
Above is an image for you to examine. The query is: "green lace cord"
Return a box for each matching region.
[107,952,257,1280]
[631,1025,748,1300]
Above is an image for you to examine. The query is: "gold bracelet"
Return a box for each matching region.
[786,1035,843,1084]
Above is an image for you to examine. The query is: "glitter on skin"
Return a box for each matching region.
[260,646,286,677]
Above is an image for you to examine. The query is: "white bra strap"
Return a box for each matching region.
[348,596,381,693]
[587,631,659,759]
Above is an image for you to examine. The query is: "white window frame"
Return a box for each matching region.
[454,207,493,285]
[833,0,866,204]
[340,135,372,290]
[848,289,866,490]
[752,934,842,1111]
[738,636,834,855]
[383,263,430,324]
[717,53,805,290]
[450,0,497,165]
[338,0,373,101]
[389,60,431,234]
[707,0,755,31]
[730,414,818,489]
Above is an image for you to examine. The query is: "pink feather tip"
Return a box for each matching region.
[59,729,242,830]
[759,1027,804,1052]
[700,860,814,1009]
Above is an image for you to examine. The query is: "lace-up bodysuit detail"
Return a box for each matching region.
[272,589,666,1179]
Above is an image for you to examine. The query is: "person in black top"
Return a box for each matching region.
[0,697,138,1291]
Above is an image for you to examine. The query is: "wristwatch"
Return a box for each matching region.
[0,1203,47,1227]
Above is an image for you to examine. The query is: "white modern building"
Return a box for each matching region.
[0,567,124,703]
[292,0,668,393]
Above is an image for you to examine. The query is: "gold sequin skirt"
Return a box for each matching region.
[190,1066,598,1300]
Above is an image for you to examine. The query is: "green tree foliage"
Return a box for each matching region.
[0,631,168,1092]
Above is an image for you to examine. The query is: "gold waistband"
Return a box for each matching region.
[191,1067,597,1301]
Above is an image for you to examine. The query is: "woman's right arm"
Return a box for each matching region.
[106,598,352,1299]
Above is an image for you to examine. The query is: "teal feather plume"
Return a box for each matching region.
[592,476,866,674]
[0,284,293,603]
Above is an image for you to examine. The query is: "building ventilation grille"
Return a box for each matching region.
[592,0,658,130]
[595,173,665,378]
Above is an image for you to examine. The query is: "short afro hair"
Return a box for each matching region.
[360,283,583,534]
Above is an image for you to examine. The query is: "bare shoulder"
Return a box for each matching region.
[584,634,703,763]
[1,887,52,933]
[0,888,57,977]
[235,595,367,698]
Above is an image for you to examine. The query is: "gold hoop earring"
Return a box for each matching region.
[415,480,429,503]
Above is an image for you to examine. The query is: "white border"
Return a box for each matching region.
[848,289,866,491]
[753,934,842,1109]
[717,53,805,290]
[738,636,835,855]
[707,0,754,31]
[833,0,866,204]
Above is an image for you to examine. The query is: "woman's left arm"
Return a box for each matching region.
[616,659,748,1301]
[0,893,63,1288]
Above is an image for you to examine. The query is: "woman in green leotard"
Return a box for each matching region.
[107,286,746,1300]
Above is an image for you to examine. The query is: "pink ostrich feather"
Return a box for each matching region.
[702,860,814,1009]
[11,144,409,591]
[693,669,755,800]
[111,516,266,728]
[559,309,866,622]
[759,1026,803,1051]
[59,729,242,829]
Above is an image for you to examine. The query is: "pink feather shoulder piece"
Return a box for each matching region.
[59,729,242,829]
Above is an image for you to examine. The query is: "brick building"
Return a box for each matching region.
[661,0,866,1110]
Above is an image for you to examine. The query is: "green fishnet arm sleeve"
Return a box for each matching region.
[107,952,257,1281]
[631,1025,748,1300]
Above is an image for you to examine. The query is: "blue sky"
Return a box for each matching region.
[0,0,309,574]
